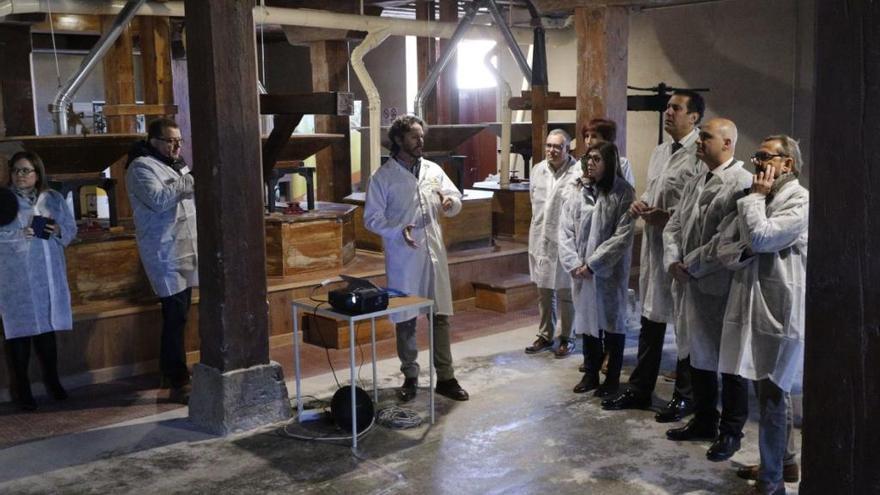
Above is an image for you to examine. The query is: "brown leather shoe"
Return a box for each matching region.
[736,463,799,483]
[525,337,553,354]
[554,339,575,358]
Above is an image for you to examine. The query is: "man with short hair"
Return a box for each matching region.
[524,129,581,359]
[718,135,808,495]
[364,115,469,403]
[602,90,703,421]
[661,118,753,462]
[127,118,197,404]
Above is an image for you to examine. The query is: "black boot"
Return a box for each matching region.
[6,337,36,411]
[596,332,625,398]
[33,332,67,401]
[573,334,603,393]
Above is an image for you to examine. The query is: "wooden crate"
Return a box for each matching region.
[264,203,357,277]
[491,187,532,241]
[65,234,152,305]
[473,273,536,313]
[302,313,395,349]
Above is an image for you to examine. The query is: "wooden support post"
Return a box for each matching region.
[574,7,629,153]
[310,40,352,202]
[416,1,437,124]
[101,15,136,219]
[0,25,36,137]
[801,0,880,491]
[138,16,174,117]
[436,0,459,125]
[530,85,547,167]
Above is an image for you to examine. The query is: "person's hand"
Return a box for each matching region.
[23,227,34,239]
[437,191,453,211]
[571,265,593,279]
[43,223,58,237]
[669,262,691,283]
[751,165,775,196]
[642,207,671,226]
[629,200,649,218]
[403,224,419,248]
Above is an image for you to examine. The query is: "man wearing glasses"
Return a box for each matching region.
[525,129,581,359]
[126,118,197,404]
[718,135,808,494]
[602,90,704,422]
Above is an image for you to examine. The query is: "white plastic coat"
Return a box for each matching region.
[528,156,582,290]
[662,159,753,368]
[0,190,76,338]
[717,181,809,392]
[126,155,198,298]
[364,157,461,323]
[639,129,702,322]
[558,178,635,337]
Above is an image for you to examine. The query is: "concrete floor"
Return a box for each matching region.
[0,324,801,494]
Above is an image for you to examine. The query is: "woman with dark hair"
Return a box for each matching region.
[582,118,636,187]
[0,151,76,411]
[558,141,636,398]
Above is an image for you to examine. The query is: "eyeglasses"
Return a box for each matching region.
[12,168,35,177]
[584,155,602,163]
[545,143,565,151]
[751,151,787,163]
[155,137,184,146]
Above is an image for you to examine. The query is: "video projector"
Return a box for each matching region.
[328,274,389,314]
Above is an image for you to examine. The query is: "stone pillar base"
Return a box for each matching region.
[189,361,291,435]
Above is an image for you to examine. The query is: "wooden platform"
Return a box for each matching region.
[473,273,537,313]
[343,189,494,252]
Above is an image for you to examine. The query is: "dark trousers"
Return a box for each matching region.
[627,317,693,400]
[4,332,62,396]
[159,288,192,388]
[691,366,749,437]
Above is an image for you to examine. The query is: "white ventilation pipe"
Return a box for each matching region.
[483,47,512,187]
[350,29,390,191]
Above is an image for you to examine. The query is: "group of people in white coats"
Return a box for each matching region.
[525,90,808,495]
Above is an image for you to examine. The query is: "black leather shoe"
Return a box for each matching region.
[655,396,694,423]
[525,337,553,354]
[397,377,418,402]
[666,417,718,441]
[573,374,600,394]
[45,377,68,401]
[706,433,742,461]
[601,389,652,410]
[594,380,619,398]
[435,378,469,401]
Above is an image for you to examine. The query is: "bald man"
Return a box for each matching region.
[661,118,754,461]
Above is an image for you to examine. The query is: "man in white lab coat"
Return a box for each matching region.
[661,118,753,462]
[602,91,704,422]
[364,115,469,403]
[718,135,808,495]
[525,129,581,359]
[127,118,198,404]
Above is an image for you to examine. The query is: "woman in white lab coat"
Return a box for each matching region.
[0,152,76,411]
[558,142,635,397]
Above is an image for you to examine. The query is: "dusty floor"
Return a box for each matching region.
[0,323,802,494]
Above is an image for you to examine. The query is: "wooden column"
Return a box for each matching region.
[436,0,459,125]
[310,40,352,202]
[416,1,438,124]
[801,1,880,492]
[0,25,36,137]
[101,16,136,218]
[138,16,174,117]
[574,6,628,152]
[184,0,269,372]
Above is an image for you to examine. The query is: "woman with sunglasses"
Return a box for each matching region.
[0,151,76,410]
[558,141,636,398]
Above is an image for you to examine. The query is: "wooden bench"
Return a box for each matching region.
[473,273,536,313]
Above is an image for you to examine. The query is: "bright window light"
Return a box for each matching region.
[457,39,498,90]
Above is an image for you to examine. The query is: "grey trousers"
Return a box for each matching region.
[537,287,574,343]
[396,314,454,382]
[755,379,798,483]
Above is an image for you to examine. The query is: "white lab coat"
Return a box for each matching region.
[0,189,76,338]
[620,156,636,188]
[528,156,582,290]
[639,129,702,322]
[662,159,753,368]
[364,157,462,323]
[126,155,198,298]
[716,180,809,392]
[558,178,635,337]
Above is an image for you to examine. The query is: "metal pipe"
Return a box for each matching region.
[482,48,512,187]
[413,5,478,118]
[484,0,532,82]
[48,0,147,134]
[350,29,390,191]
